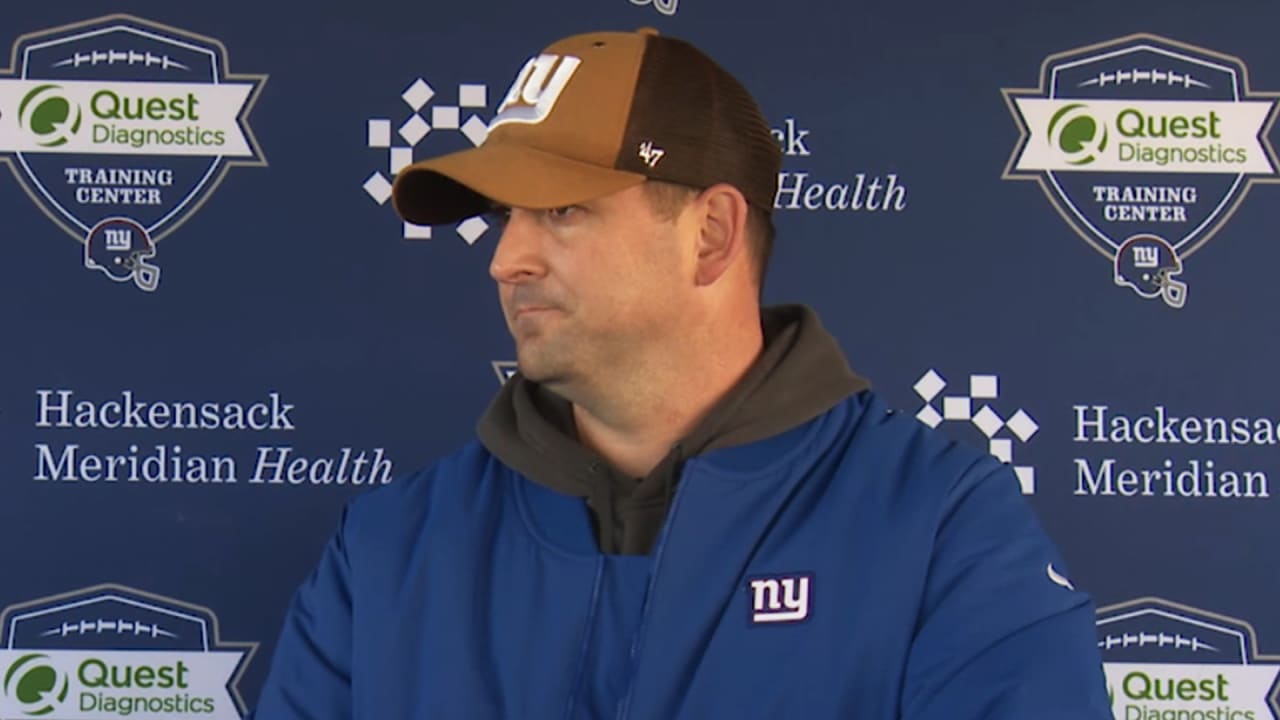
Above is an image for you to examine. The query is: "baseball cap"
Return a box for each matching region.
[390,28,782,226]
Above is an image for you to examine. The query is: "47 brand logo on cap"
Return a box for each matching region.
[1004,35,1278,308]
[0,15,265,292]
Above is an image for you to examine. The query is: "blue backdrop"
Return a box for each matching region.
[2,0,1277,717]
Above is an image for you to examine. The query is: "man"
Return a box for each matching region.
[255,28,1112,719]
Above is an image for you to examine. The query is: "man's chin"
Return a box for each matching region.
[516,365,560,386]
[513,353,566,387]
[514,355,584,403]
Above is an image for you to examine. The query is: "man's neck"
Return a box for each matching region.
[569,318,764,478]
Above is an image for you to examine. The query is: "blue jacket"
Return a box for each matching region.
[254,391,1112,718]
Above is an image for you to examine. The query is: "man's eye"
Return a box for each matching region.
[485,206,512,225]
[547,206,579,219]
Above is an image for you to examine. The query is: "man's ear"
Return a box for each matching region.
[693,183,750,287]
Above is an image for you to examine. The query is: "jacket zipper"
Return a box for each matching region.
[614,458,697,720]
[563,556,606,720]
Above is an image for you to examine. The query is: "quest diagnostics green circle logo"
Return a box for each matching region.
[2,653,69,716]
[17,83,82,147]
[1047,102,1108,165]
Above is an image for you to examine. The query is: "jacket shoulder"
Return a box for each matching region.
[842,391,1008,493]
[341,439,506,540]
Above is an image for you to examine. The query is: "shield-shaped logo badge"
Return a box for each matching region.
[1004,35,1279,308]
[0,15,266,291]
[1096,598,1280,718]
[0,584,255,719]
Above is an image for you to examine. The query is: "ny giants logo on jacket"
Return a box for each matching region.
[747,573,812,624]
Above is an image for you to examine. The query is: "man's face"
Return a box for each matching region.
[488,183,693,392]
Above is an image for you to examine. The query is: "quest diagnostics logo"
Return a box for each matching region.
[1097,598,1279,719]
[1047,103,1109,166]
[17,84,83,147]
[3,653,70,716]
[0,585,254,719]
[0,15,266,292]
[1004,35,1279,308]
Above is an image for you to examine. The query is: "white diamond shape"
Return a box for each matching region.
[1014,466,1035,495]
[970,374,998,399]
[367,119,391,148]
[459,84,487,108]
[399,115,431,146]
[461,115,488,146]
[457,217,489,245]
[1007,410,1039,442]
[971,406,1004,438]
[363,172,391,205]
[402,79,435,110]
[989,438,1013,464]
[916,405,942,428]
[432,106,460,130]
[389,147,413,174]
[942,397,970,420]
[914,370,946,401]
[403,221,432,239]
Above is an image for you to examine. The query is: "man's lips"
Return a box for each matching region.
[511,305,559,319]
[509,302,555,313]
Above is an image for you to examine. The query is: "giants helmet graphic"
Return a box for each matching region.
[84,217,160,292]
[1114,234,1186,309]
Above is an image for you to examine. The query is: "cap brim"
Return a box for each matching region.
[391,141,649,226]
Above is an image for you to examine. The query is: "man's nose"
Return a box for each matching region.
[489,209,547,284]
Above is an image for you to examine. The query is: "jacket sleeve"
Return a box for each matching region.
[252,506,355,720]
[900,459,1113,720]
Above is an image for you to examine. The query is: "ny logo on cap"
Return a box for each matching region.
[490,53,581,130]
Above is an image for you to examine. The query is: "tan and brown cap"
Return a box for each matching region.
[391,28,782,226]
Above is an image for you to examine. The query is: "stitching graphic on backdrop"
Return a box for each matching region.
[1096,598,1280,719]
[0,15,266,292]
[363,79,492,243]
[1004,34,1278,308]
[0,585,253,719]
[913,369,1039,494]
